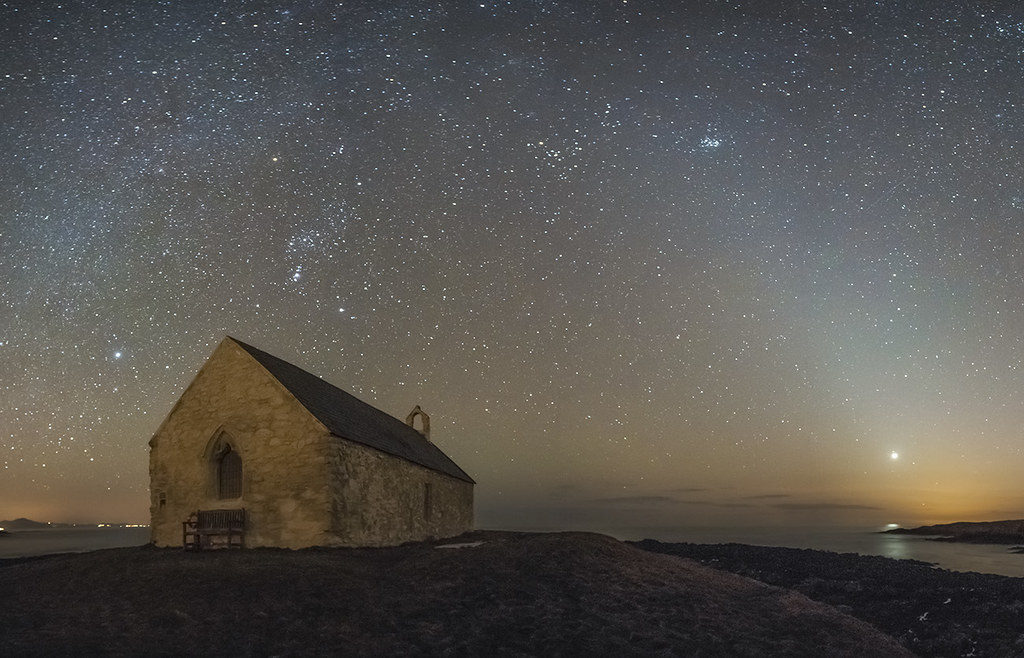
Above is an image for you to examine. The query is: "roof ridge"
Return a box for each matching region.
[228,337,474,483]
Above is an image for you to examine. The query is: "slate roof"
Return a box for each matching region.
[230,338,474,484]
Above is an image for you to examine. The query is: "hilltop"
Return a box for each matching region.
[0,531,909,657]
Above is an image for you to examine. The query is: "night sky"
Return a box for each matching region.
[3,1,1024,532]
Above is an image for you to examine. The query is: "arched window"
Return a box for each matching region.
[217,446,242,499]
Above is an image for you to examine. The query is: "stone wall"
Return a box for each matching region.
[149,339,332,549]
[325,438,474,547]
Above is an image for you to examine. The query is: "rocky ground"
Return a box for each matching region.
[633,539,1024,657]
[0,531,910,657]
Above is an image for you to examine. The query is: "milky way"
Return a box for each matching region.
[2,1,1024,529]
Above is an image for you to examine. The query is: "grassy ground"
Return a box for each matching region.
[0,531,911,657]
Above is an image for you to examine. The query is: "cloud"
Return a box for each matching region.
[770,502,882,511]
[667,487,709,494]
[592,496,679,506]
[547,484,579,497]
[743,493,792,500]
[680,500,754,508]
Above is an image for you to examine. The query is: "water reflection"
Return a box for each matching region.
[875,533,911,562]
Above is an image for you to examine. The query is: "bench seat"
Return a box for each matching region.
[183,508,245,550]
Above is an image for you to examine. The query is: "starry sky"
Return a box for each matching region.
[3,1,1024,532]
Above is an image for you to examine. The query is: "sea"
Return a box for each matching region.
[2,523,1022,578]
[0,527,150,560]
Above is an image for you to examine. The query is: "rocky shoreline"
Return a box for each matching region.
[633,539,1024,657]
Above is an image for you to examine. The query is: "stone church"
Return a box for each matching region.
[148,337,474,549]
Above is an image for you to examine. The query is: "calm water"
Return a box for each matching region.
[0,527,150,559]
[3,524,1023,578]
[611,524,1024,578]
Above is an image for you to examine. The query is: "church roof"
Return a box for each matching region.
[230,338,474,484]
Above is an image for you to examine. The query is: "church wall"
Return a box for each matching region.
[149,339,332,549]
[325,438,474,547]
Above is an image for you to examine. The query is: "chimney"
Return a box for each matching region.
[405,405,430,442]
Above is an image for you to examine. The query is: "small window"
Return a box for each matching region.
[423,482,433,520]
[218,446,242,499]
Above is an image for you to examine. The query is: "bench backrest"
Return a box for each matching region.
[196,509,245,530]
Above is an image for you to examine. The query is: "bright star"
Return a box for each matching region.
[890,451,899,460]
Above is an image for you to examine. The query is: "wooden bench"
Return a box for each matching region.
[183,508,245,550]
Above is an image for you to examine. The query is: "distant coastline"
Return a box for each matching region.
[884,519,1024,546]
[0,517,146,531]
[0,517,54,530]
